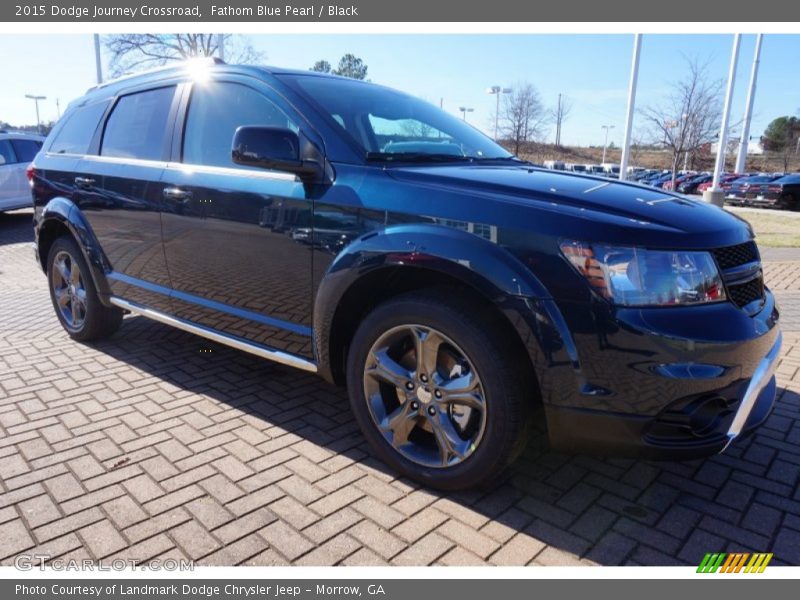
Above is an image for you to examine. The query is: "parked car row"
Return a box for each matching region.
[543,161,621,178]
[539,160,799,211]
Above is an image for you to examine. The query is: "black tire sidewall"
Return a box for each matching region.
[346,294,526,490]
[46,237,105,340]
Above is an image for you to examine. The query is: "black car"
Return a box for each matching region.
[725,175,781,205]
[30,60,782,490]
[677,174,712,195]
[750,174,800,211]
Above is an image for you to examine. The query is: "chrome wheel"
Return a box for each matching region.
[51,250,87,330]
[363,324,487,468]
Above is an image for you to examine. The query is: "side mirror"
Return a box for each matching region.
[231,126,322,182]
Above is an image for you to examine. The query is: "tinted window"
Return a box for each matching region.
[101,87,175,160]
[775,175,800,184]
[0,140,16,165]
[49,101,108,155]
[183,82,295,168]
[283,74,511,160]
[11,139,42,163]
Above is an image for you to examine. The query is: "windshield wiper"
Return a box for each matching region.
[472,156,531,165]
[365,152,474,163]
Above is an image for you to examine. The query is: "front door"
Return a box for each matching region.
[160,78,315,358]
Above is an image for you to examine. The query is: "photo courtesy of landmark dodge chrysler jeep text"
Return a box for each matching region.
[30,59,782,490]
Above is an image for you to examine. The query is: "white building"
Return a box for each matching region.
[711,138,765,155]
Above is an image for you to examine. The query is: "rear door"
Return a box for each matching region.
[78,84,181,313]
[160,76,315,358]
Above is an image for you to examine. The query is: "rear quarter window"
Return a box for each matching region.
[49,101,109,155]
[10,139,42,163]
[0,139,16,165]
[101,86,176,161]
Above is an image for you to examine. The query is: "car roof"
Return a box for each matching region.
[0,131,45,141]
[79,59,347,105]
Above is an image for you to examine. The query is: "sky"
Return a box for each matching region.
[1,33,798,146]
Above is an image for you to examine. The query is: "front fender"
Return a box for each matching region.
[323,223,550,298]
[36,197,113,299]
[313,223,579,389]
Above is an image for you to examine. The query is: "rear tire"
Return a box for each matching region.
[346,290,533,490]
[777,193,798,211]
[46,236,123,341]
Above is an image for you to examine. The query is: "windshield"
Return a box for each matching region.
[282,74,514,162]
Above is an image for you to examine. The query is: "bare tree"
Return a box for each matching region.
[498,82,549,155]
[628,132,648,167]
[552,93,573,147]
[105,34,263,77]
[641,58,723,188]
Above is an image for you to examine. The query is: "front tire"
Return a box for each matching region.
[46,236,122,341]
[346,290,533,490]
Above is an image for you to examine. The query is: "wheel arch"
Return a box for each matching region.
[314,224,556,400]
[36,197,113,300]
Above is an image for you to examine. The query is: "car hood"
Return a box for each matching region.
[384,164,753,247]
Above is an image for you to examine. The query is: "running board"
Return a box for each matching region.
[109,297,318,374]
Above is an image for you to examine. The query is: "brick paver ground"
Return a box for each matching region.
[1,209,799,566]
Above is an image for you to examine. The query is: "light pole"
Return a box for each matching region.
[735,34,763,174]
[486,86,511,140]
[25,94,46,134]
[705,34,741,208]
[459,106,474,122]
[682,113,691,171]
[619,33,642,181]
[601,125,615,163]
[93,34,103,84]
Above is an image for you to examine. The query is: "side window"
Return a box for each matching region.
[101,86,176,160]
[0,140,16,165]
[49,101,108,155]
[183,82,296,168]
[10,139,42,163]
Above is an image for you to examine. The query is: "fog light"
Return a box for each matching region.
[688,396,731,437]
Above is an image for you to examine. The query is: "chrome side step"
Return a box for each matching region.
[109,296,318,374]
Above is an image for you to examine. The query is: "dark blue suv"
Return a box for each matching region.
[31,59,782,489]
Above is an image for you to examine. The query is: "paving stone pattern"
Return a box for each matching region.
[1,211,799,566]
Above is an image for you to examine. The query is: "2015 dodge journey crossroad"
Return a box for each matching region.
[30,59,782,490]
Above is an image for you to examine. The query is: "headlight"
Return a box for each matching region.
[560,240,726,306]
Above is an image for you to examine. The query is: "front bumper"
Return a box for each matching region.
[545,333,781,459]
[539,288,782,460]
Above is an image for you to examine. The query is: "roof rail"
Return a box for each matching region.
[86,57,226,92]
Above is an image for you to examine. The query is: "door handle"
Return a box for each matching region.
[74,176,95,188]
[163,186,192,201]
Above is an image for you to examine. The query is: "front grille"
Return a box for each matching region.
[712,241,759,270]
[712,241,765,309]
[728,276,765,308]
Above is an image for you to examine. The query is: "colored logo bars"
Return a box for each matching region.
[697,552,773,573]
